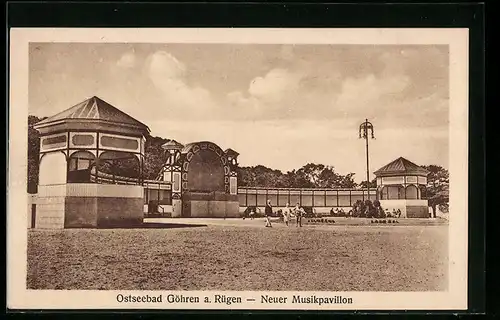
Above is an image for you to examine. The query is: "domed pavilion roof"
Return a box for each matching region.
[373,157,429,177]
[161,139,184,151]
[224,148,239,157]
[34,96,150,136]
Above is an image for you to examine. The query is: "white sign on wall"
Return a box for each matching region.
[229,177,237,195]
[381,176,404,185]
[405,176,418,184]
[172,172,181,192]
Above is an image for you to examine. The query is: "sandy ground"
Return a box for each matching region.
[27,219,448,291]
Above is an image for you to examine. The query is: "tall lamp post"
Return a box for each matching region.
[359,119,375,200]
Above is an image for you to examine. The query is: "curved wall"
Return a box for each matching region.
[39,152,67,185]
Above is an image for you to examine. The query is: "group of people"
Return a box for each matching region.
[385,208,402,218]
[264,200,304,228]
[244,203,403,223]
[330,207,347,216]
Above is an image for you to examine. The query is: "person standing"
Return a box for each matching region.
[284,203,291,226]
[265,200,273,227]
[294,202,302,227]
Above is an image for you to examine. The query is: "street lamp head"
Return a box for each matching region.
[359,123,365,138]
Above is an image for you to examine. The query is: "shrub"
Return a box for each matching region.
[352,200,365,217]
[378,207,386,218]
[371,200,385,218]
[361,200,376,218]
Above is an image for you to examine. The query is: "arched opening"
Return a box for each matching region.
[405,185,419,200]
[39,152,68,185]
[94,151,141,185]
[186,149,225,192]
[380,186,387,200]
[67,151,96,183]
[380,185,405,200]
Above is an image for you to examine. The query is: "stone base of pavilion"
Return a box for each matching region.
[176,201,240,218]
[379,199,429,218]
[179,192,240,218]
[33,184,144,229]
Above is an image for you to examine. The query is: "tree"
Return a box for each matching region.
[359,178,377,189]
[282,169,315,188]
[422,165,449,218]
[238,163,358,189]
[298,163,326,186]
[27,115,47,193]
[297,163,357,188]
[237,165,288,188]
[338,172,357,188]
[143,136,170,180]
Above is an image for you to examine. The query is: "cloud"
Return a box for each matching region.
[331,72,451,129]
[222,68,306,120]
[335,73,410,111]
[116,52,136,68]
[145,51,218,118]
[117,45,448,127]
[248,68,302,103]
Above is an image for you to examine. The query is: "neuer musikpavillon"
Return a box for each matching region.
[28,96,430,229]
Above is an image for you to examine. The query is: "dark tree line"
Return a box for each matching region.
[28,116,46,193]
[421,165,449,217]
[236,163,358,189]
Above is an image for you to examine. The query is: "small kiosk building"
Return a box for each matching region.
[33,96,150,228]
[374,157,430,218]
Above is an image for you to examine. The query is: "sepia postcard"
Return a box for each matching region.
[8,28,469,310]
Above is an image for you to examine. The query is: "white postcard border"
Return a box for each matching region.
[8,28,469,310]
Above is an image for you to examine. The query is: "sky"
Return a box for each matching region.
[29,43,449,183]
